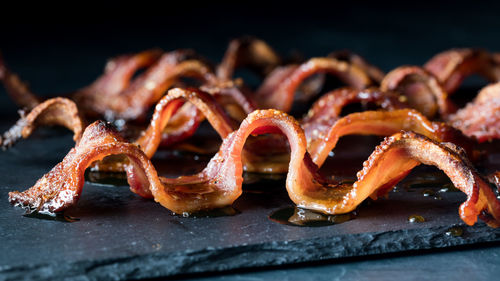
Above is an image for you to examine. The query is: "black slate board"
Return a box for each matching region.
[1,125,500,281]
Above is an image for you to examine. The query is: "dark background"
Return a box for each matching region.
[2,1,500,116]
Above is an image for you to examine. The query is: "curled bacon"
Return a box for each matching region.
[255,57,372,112]
[9,110,500,226]
[217,36,281,80]
[381,66,453,118]
[307,109,474,167]
[302,87,408,133]
[9,121,161,213]
[424,48,500,93]
[0,97,84,148]
[136,88,235,158]
[329,50,385,84]
[447,82,500,142]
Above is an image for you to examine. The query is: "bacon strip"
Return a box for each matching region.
[9,110,500,226]
[217,36,281,80]
[256,57,372,112]
[91,88,236,172]
[381,66,453,118]
[302,87,408,132]
[0,97,84,148]
[329,50,385,84]
[8,121,162,213]
[136,88,235,158]
[447,82,500,142]
[424,48,500,93]
[307,109,474,167]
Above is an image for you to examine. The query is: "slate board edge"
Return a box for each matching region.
[1,223,498,281]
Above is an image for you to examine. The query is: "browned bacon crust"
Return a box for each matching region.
[307,109,475,167]
[424,48,500,93]
[0,97,84,148]
[381,66,453,118]
[255,57,372,112]
[447,82,500,142]
[10,110,498,226]
[8,121,162,213]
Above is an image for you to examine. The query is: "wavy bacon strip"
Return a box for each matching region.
[136,88,235,158]
[9,121,162,213]
[381,66,453,118]
[255,57,372,112]
[307,109,474,167]
[302,87,408,136]
[9,110,500,227]
[217,36,281,80]
[424,48,500,93]
[0,97,84,148]
[447,82,500,142]
[329,50,385,84]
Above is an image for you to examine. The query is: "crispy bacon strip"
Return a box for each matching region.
[256,58,372,112]
[242,88,407,174]
[91,88,236,172]
[9,110,500,226]
[302,87,408,130]
[329,50,385,84]
[381,66,453,118]
[307,109,474,167]
[424,49,500,93]
[0,97,84,148]
[8,121,162,213]
[0,52,41,110]
[217,36,281,80]
[447,82,500,142]
[136,88,235,158]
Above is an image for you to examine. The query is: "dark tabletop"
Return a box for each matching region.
[1,3,500,280]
